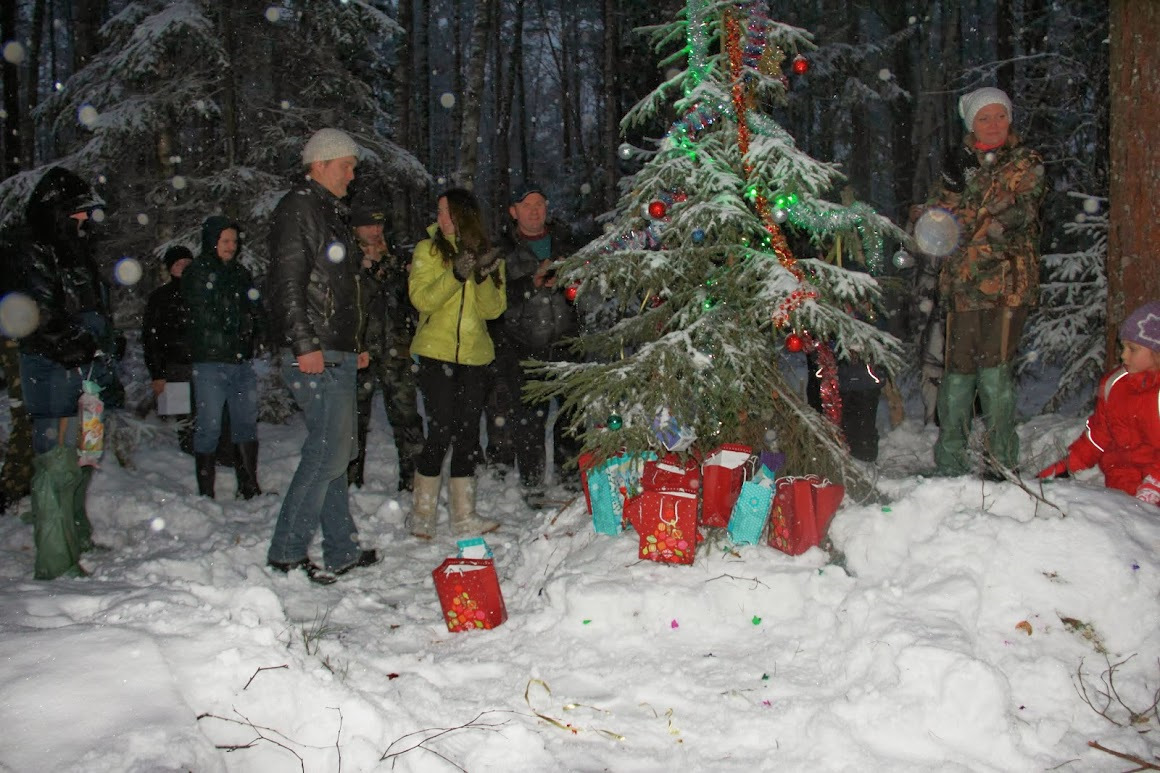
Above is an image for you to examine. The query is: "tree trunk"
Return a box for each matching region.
[1,0,21,176]
[20,0,47,167]
[395,0,416,235]
[453,0,494,188]
[1106,0,1160,365]
[599,0,618,212]
[72,0,106,72]
[996,0,1015,95]
[492,0,518,208]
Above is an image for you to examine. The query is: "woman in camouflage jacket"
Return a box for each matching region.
[928,87,1046,476]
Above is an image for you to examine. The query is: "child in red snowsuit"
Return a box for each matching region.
[1038,301,1160,504]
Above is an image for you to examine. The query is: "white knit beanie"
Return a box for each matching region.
[958,87,1013,131]
[301,128,360,165]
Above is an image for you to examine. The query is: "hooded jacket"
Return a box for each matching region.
[267,179,362,355]
[14,167,112,368]
[1063,367,1160,496]
[182,216,263,363]
[408,224,506,366]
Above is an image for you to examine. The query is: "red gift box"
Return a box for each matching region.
[768,476,845,556]
[641,454,702,494]
[699,443,755,528]
[625,490,700,564]
[432,558,508,632]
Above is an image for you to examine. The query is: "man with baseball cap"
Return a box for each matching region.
[265,128,379,584]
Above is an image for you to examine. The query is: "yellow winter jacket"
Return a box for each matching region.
[408,225,506,366]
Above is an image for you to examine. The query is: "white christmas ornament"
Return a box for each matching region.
[0,293,40,338]
[913,209,960,257]
[115,258,143,286]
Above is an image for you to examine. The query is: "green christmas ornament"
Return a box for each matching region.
[608,413,623,430]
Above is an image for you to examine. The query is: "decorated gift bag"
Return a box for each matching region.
[726,464,779,545]
[625,490,700,565]
[77,378,106,468]
[584,451,658,535]
[699,443,755,528]
[640,453,701,494]
[767,475,845,556]
[432,558,508,632]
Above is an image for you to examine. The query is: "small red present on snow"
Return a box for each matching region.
[432,558,508,632]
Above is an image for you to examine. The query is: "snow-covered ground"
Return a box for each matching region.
[1,391,1158,772]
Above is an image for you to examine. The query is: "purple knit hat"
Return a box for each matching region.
[1119,301,1160,350]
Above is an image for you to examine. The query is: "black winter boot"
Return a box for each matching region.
[235,442,261,500]
[195,453,216,498]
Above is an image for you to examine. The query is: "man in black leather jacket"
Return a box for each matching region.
[265,128,378,584]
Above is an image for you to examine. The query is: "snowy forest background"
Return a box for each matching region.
[0,0,1155,413]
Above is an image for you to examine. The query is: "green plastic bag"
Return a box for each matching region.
[32,445,90,580]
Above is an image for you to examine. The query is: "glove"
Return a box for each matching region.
[452,251,476,282]
[1136,475,1160,506]
[1036,460,1070,480]
[474,248,501,283]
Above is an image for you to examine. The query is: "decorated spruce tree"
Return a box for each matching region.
[527,0,906,501]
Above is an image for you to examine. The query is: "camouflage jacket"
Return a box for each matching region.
[934,133,1046,312]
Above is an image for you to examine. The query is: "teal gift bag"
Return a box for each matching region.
[727,465,777,545]
[588,451,658,535]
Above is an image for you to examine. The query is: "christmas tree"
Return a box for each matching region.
[527,0,906,501]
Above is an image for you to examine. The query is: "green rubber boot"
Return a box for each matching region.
[933,372,978,476]
[977,364,1019,471]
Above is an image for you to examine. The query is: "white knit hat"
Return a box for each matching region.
[958,87,1013,131]
[301,128,360,165]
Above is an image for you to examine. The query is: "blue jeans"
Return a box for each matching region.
[192,361,258,454]
[267,350,361,570]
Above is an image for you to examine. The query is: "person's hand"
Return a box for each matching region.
[474,248,502,283]
[151,379,166,396]
[358,351,370,369]
[1036,460,1070,480]
[1136,476,1160,506]
[453,251,476,282]
[297,351,324,374]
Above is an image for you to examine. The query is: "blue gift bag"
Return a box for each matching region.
[588,451,658,535]
[727,465,777,545]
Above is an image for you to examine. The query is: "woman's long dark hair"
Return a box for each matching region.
[432,188,500,286]
[432,188,487,260]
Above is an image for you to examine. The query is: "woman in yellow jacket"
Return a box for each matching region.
[408,189,506,538]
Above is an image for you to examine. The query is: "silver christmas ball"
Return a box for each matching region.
[617,143,634,160]
[772,208,788,224]
[892,249,915,269]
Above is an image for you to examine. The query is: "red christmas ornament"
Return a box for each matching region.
[791,54,809,75]
[785,333,804,353]
[649,294,665,308]
[564,283,580,302]
[648,200,668,219]
[674,192,688,203]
